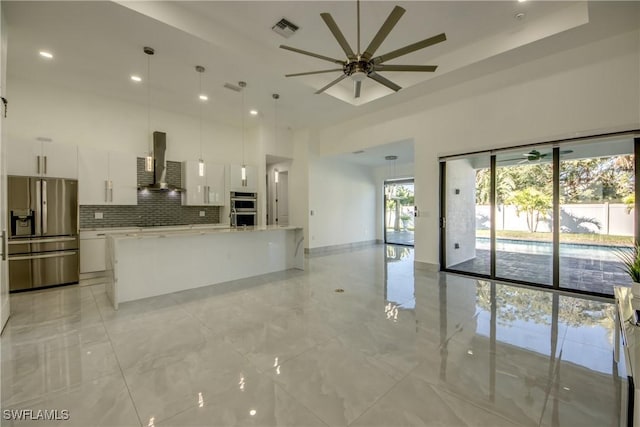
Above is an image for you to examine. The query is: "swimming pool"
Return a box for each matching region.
[476,237,630,262]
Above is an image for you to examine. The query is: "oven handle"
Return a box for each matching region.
[231,197,257,201]
[9,251,77,261]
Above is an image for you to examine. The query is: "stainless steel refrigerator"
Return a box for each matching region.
[7,176,79,291]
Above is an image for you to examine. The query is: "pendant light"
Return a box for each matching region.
[195,65,206,177]
[273,93,280,224]
[273,93,280,184]
[144,47,154,172]
[239,81,247,187]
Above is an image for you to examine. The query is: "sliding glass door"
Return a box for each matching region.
[559,138,634,292]
[494,149,553,286]
[385,179,415,246]
[441,132,638,297]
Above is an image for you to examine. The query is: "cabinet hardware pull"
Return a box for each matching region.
[37,155,41,174]
[44,156,47,174]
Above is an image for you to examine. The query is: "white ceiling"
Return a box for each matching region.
[4,1,639,165]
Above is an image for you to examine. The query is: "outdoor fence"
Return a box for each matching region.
[476,203,633,236]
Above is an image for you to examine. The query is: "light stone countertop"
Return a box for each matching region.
[80,224,231,233]
[106,225,302,240]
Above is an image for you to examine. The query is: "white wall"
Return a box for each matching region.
[1,2,9,332]
[308,156,376,249]
[373,162,414,242]
[314,29,640,265]
[6,78,258,168]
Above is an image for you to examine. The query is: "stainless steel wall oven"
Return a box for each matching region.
[230,192,257,227]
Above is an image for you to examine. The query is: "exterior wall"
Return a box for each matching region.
[445,159,477,266]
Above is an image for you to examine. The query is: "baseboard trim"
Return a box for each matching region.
[305,240,379,257]
[414,261,439,272]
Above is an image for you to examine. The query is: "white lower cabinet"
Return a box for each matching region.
[80,229,139,273]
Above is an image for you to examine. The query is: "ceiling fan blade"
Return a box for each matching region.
[320,13,356,60]
[280,45,344,65]
[315,74,348,94]
[374,64,438,72]
[362,6,405,60]
[372,33,447,64]
[355,80,362,98]
[368,72,401,92]
[285,69,343,77]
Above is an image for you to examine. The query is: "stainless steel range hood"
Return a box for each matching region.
[140,131,184,192]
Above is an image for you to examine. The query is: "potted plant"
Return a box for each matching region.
[400,214,411,230]
[616,242,640,295]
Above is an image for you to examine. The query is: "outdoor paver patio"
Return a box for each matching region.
[386,230,414,246]
[448,248,630,295]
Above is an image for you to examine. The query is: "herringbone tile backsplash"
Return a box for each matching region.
[79,158,222,229]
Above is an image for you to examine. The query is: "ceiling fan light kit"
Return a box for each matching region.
[281,0,446,99]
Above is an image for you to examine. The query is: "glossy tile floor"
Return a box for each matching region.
[1,245,625,426]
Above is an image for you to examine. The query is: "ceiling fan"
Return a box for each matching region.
[280,0,446,98]
[499,149,574,164]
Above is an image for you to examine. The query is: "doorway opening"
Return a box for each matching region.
[384,179,414,246]
[266,156,291,226]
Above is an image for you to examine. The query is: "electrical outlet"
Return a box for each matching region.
[454,243,460,249]
[199,211,205,217]
[94,212,103,220]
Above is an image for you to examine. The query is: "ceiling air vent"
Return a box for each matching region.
[272,18,299,38]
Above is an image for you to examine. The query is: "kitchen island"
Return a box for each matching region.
[105,226,304,309]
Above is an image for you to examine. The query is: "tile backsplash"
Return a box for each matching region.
[79,158,222,229]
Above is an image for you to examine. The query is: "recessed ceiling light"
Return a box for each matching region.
[130,75,142,82]
[199,94,208,101]
[249,110,258,116]
[39,51,53,59]
[518,0,527,2]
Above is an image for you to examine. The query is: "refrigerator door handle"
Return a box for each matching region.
[35,180,42,235]
[9,251,77,261]
[42,180,48,235]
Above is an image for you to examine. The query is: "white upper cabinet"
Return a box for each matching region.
[182,161,226,206]
[8,140,78,179]
[78,147,137,205]
[107,150,138,205]
[228,164,257,193]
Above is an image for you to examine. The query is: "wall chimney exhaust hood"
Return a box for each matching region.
[139,131,184,192]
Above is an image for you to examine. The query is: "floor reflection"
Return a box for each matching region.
[1,244,627,427]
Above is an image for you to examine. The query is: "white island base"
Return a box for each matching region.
[106,226,304,309]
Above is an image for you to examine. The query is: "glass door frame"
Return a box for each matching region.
[384,178,415,247]
[439,130,640,299]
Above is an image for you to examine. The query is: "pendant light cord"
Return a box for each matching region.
[199,70,203,160]
[147,53,151,156]
[241,86,245,166]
